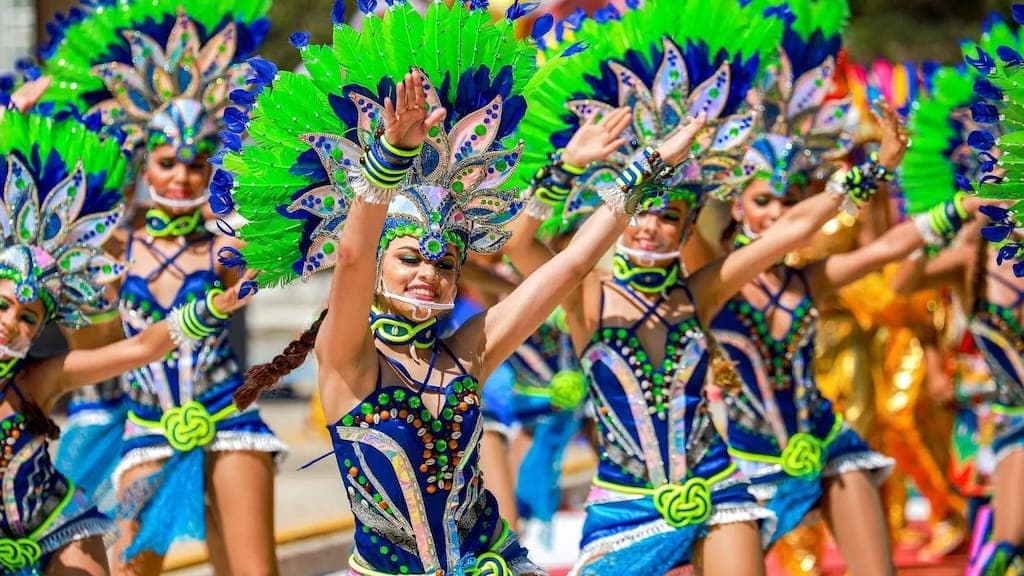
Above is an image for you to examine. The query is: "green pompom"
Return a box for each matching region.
[550,370,587,410]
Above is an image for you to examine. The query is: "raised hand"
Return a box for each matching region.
[561,107,632,168]
[655,112,708,167]
[383,70,447,150]
[213,269,259,315]
[5,77,51,115]
[873,98,909,170]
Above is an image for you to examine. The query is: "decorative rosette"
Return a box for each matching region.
[0,112,129,328]
[731,0,854,198]
[962,8,1024,276]
[221,0,542,288]
[39,0,272,163]
[513,0,784,238]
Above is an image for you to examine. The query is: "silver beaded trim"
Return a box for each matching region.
[522,195,555,221]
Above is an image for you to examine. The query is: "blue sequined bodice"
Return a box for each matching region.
[971,272,1024,407]
[119,233,240,414]
[711,267,835,454]
[328,349,501,574]
[0,389,71,540]
[581,280,724,488]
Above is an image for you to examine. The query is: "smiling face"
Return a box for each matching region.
[0,280,44,359]
[620,199,691,266]
[144,144,213,216]
[376,236,460,321]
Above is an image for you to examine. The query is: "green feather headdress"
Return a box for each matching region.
[731,0,853,198]
[962,8,1024,274]
[39,0,272,163]
[0,112,129,328]
[222,1,539,288]
[514,0,783,239]
[900,66,975,216]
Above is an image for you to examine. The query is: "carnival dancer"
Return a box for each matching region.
[499,0,903,571]
[708,36,992,575]
[894,13,1024,573]
[39,1,287,573]
[0,99,252,575]
[218,1,708,573]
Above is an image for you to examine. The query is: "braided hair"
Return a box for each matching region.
[234,309,328,410]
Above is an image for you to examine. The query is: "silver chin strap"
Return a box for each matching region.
[149,186,210,210]
[0,340,29,360]
[616,240,681,267]
[741,221,761,241]
[378,278,456,322]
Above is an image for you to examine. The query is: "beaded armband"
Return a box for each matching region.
[167,288,230,347]
[913,192,971,256]
[523,151,587,220]
[599,146,675,215]
[358,135,421,204]
[826,152,894,213]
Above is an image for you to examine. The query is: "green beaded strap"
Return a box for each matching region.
[145,208,203,238]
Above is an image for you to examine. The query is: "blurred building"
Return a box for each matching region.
[0,0,34,71]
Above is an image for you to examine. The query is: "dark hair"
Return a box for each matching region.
[234,308,328,409]
[23,396,60,440]
[970,240,987,316]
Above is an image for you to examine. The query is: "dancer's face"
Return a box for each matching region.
[734,179,801,235]
[144,145,212,216]
[0,280,44,358]
[621,199,691,264]
[377,237,459,320]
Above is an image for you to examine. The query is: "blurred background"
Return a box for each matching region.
[16,0,1017,72]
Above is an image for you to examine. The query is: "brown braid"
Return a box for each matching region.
[21,397,60,440]
[235,308,329,409]
[969,240,988,317]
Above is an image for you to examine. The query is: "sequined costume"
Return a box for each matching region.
[969,271,1024,466]
[0,378,112,576]
[217,0,555,571]
[503,1,782,571]
[38,0,285,558]
[54,378,125,513]
[115,230,286,557]
[573,276,773,574]
[0,107,131,573]
[911,13,1024,572]
[332,342,540,575]
[712,266,892,543]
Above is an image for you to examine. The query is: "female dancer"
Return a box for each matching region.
[895,20,1024,572]
[220,2,707,572]
[500,1,911,572]
[710,70,985,573]
[0,107,250,575]
[40,2,287,572]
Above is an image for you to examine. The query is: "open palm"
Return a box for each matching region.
[656,112,708,167]
[873,99,908,170]
[383,70,447,150]
[562,107,632,168]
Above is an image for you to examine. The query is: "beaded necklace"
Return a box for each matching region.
[726,269,816,390]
